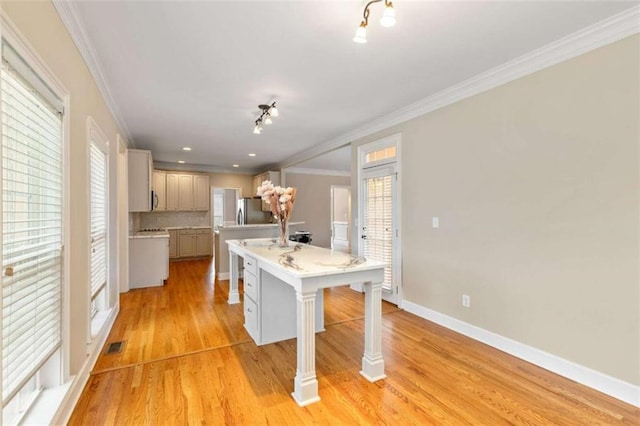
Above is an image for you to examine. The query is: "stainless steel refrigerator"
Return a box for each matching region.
[237,198,270,225]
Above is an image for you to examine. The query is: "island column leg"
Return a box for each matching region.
[292,289,320,406]
[360,281,386,381]
[228,252,240,304]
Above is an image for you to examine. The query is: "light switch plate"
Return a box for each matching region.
[432,217,439,228]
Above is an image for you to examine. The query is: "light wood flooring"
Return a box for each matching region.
[70,258,639,425]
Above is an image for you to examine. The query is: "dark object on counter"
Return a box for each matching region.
[289,231,312,244]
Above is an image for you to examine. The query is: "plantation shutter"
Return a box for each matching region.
[89,140,107,300]
[1,45,63,404]
[362,167,394,291]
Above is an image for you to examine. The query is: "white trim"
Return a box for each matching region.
[52,0,133,146]
[285,167,350,177]
[403,301,640,408]
[217,272,230,281]
[50,304,119,425]
[277,5,640,170]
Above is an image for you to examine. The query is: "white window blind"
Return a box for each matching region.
[1,56,63,404]
[362,173,393,290]
[89,141,107,301]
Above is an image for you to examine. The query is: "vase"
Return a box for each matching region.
[278,219,289,248]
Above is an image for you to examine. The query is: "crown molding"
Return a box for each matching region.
[284,167,351,177]
[52,0,134,147]
[277,5,640,169]
[153,161,256,175]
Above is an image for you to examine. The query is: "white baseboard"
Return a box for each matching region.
[403,300,640,407]
[217,272,229,280]
[51,303,120,424]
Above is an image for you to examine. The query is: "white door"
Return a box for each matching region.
[360,165,398,304]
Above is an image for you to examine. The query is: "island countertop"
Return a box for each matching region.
[215,221,304,233]
[226,238,384,279]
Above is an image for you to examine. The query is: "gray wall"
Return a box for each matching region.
[286,173,351,248]
[350,35,639,385]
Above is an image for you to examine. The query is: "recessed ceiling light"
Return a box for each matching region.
[178,160,185,164]
[248,153,256,157]
[182,147,191,151]
[232,164,239,168]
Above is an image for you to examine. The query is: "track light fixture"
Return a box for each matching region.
[253,102,279,134]
[353,0,396,44]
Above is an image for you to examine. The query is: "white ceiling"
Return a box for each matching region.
[65,1,634,174]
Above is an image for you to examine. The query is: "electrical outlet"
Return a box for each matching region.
[462,294,471,308]
[432,217,439,228]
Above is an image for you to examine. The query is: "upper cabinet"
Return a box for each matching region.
[159,172,209,212]
[178,174,194,210]
[253,171,281,211]
[166,173,179,211]
[152,171,166,211]
[128,149,153,212]
[193,175,210,211]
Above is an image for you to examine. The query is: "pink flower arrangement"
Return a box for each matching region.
[257,180,297,246]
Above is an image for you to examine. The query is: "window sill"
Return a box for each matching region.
[21,381,71,425]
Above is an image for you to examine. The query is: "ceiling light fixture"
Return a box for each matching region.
[353,0,395,43]
[253,101,279,134]
[182,147,192,151]
[232,164,239,168]
[178,160,185,164]
[248,153,256,157]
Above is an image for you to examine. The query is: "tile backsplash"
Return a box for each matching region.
[140,211,211,229]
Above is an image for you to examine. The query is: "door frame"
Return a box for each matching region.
[356,133,402,306]
[330,185,351,252]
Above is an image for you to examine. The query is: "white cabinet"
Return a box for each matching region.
[175,228,211,258]
[129,236,169,288]
[193,175,210,211]
[241,256,323,345]
[166,173,179,211]
[164,173,209,211]
[178,229,196,257]
[253,171,280,211]
[195,229,212,256]
[178,175,194,210]
[168,229,178,258]
[152,171,166,211]
[128,149,153,212]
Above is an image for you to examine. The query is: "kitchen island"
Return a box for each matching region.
[213,221,304,280]
[227,238,386,406]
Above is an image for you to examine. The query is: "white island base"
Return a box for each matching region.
[227,238,386,406]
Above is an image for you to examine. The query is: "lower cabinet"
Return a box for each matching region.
[170,228,213,259]
[242,254,324,345]
[168,230,178,258]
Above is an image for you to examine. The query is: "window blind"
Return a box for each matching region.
[1,58,63,404]
[89,141,107,301]
[362,174,393,290]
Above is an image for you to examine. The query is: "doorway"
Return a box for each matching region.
[357,134,402,305]
[212,187,240,230]
[330,185,351,253]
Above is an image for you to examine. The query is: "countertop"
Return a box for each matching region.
[165,226,212,230]
[215,222,304,233]
[226,238,384,278]
[129,230,170,239]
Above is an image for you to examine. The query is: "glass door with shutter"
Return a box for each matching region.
[360,164,398,304]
